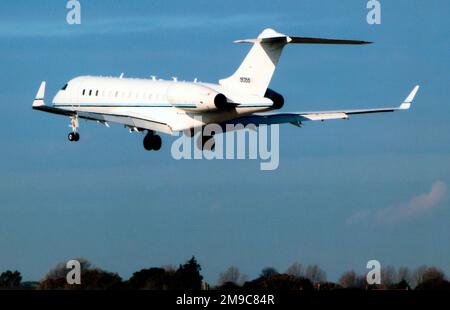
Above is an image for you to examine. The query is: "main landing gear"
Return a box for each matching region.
[68,115,80,142]
[197,133,215,151]
[143,131,162,151]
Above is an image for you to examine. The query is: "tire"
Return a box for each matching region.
[152,135,162,151]
[203,136,215,151]
[143,135,153,151]
[199,135,214,151]
[68,132,75,142]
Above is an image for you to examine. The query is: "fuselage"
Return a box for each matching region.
[52,76,278,133]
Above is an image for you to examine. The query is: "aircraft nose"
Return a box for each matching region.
[52,90,63,104]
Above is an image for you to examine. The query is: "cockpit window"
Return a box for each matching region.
[61,84,68,90]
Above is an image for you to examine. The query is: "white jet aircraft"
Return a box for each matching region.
[32,28,419,151]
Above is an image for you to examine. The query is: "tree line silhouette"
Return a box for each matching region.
[0,257,449,290]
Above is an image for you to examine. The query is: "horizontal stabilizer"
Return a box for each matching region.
[235,36,372,45]
[234,29,372,45]
[288,36,372,45]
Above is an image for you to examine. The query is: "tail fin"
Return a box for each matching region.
[219,29,287,97]
[219,28,372,97]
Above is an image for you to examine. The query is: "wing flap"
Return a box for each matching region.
[301,112,348,121]
[76,111,173,134]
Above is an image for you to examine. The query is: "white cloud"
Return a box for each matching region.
[347,181,448,225]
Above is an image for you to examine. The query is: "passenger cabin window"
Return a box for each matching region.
[96,90,99,96]
[82,89,85,96]
[89,90,92,96]
[61,84,68,90]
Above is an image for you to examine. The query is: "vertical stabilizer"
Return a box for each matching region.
[219,28,289,96]
[219,28,372,97]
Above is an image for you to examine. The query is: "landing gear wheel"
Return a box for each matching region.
[197,135,215,151]
[152,135,162,151]
[68,132,79,142]
[143,135,153,150]
[204,136,215,151]
[143,133,162,151]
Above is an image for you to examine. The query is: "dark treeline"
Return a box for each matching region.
[1,257,449,290]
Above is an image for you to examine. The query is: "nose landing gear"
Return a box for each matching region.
[68,115,80,142]
[68,132,80,142]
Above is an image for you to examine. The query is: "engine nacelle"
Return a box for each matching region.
[167,83,230,112]
[264,88,284,109]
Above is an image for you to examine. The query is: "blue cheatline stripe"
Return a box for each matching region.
[238,104,273,107]
[53,103,197,108]
[53,103,272,109]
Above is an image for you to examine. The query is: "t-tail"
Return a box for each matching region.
[219,28,372,96]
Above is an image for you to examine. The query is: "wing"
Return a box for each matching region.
[225,86,419,127]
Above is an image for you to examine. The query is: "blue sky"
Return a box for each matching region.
[0,0,449,283]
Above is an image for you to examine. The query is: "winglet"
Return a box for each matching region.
[399,85,420,110]
[32,81,46,107]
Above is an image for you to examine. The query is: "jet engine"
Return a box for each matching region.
[167,83,230,112]
[264,88,284,109]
